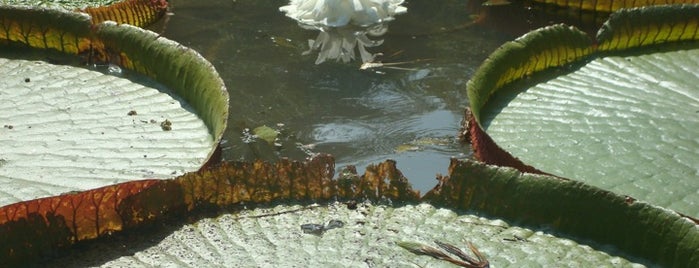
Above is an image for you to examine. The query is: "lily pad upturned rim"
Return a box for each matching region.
[425,158,699,267]
[464,5,699,265]
[462,5,699,266]
[466,4,699,190]
[0,4,230,166]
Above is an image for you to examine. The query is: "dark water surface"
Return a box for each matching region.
[161,0,513,193]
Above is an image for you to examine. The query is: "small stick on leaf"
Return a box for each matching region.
[397,240,489,268]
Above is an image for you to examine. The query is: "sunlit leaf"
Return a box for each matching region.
[0,57,214,205]
[1,3,229,264]
[93,22,229,140]
[532,0,699,13]
[35,158,698,267]
[0,6,93,54]
[465,24,594,173]
[597,4,699,51]
[0,155,422,265]
[81,0,168,27]
[467,24,593,125]
[460,5,699,266]
[424,159,699,267]
[466,4,699,216]
[483,46,699,216]
[0,0,119,10]
[0,5,228,204]
[52,202,650,267]
[0,179,164,265]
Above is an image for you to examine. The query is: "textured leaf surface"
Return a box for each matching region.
[483,47,699,217]
[532,0,699,12]
[0,0,167,28]
[597,4,699,51]
[0,4,228,207]
[466,5,699,217]
[0,0,119,10]
[467,24,593,126]
[425,159,699,267]
[4,154,696,266]
[82,0,168,27]
[461,7,699,266]
[0,5,93,55]
[1,4,229,264]
[50,203,648,267]
[0,58,213,205]
[0,155,420,265]
[93,22,229,141]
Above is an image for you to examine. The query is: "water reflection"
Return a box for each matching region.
[163,0,509,193]
[302,24,386,64]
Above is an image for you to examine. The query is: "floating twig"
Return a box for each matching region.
[397,240,489,268]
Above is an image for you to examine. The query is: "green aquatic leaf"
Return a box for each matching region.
[0,5,228,205]
[0,0,120,10]
[597,4,699,51]
[49,202,652,267]
[253,125,278,144]
[0,5,93,54]
[466,4,699,218]
[425,159,699,267]
[483,46,699,217]
[531,0,699,13]
[82,0,168,27]
[94,22,229,141]
[0,58,214,206]
[8,155,695,266]
[467,24,594,126]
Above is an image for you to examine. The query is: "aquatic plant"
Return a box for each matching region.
[279,0,407,27]
[280,0,407,64]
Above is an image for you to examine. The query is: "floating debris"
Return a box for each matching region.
[160,119,172,131]
[301,219,345,235]
[253,125,279,144]
[397,240,489,268]
[395,136,454,153]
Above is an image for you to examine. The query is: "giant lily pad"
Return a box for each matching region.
[466,4,699,217]
[0,5,228,204]
[484,47,699,215]
[0,57,213,205]
[50,202,651,267]
[9,156,696,267]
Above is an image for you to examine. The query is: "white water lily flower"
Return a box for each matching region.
[280,0,407,27]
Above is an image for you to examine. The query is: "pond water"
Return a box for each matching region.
[160,0,591,194]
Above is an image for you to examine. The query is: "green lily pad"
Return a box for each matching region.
[0,57,214,206]
[483,46,699,216]
[48,203,649,267]
[0,0,119,9]
[0,5,229,206]
[466,4,699,217]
